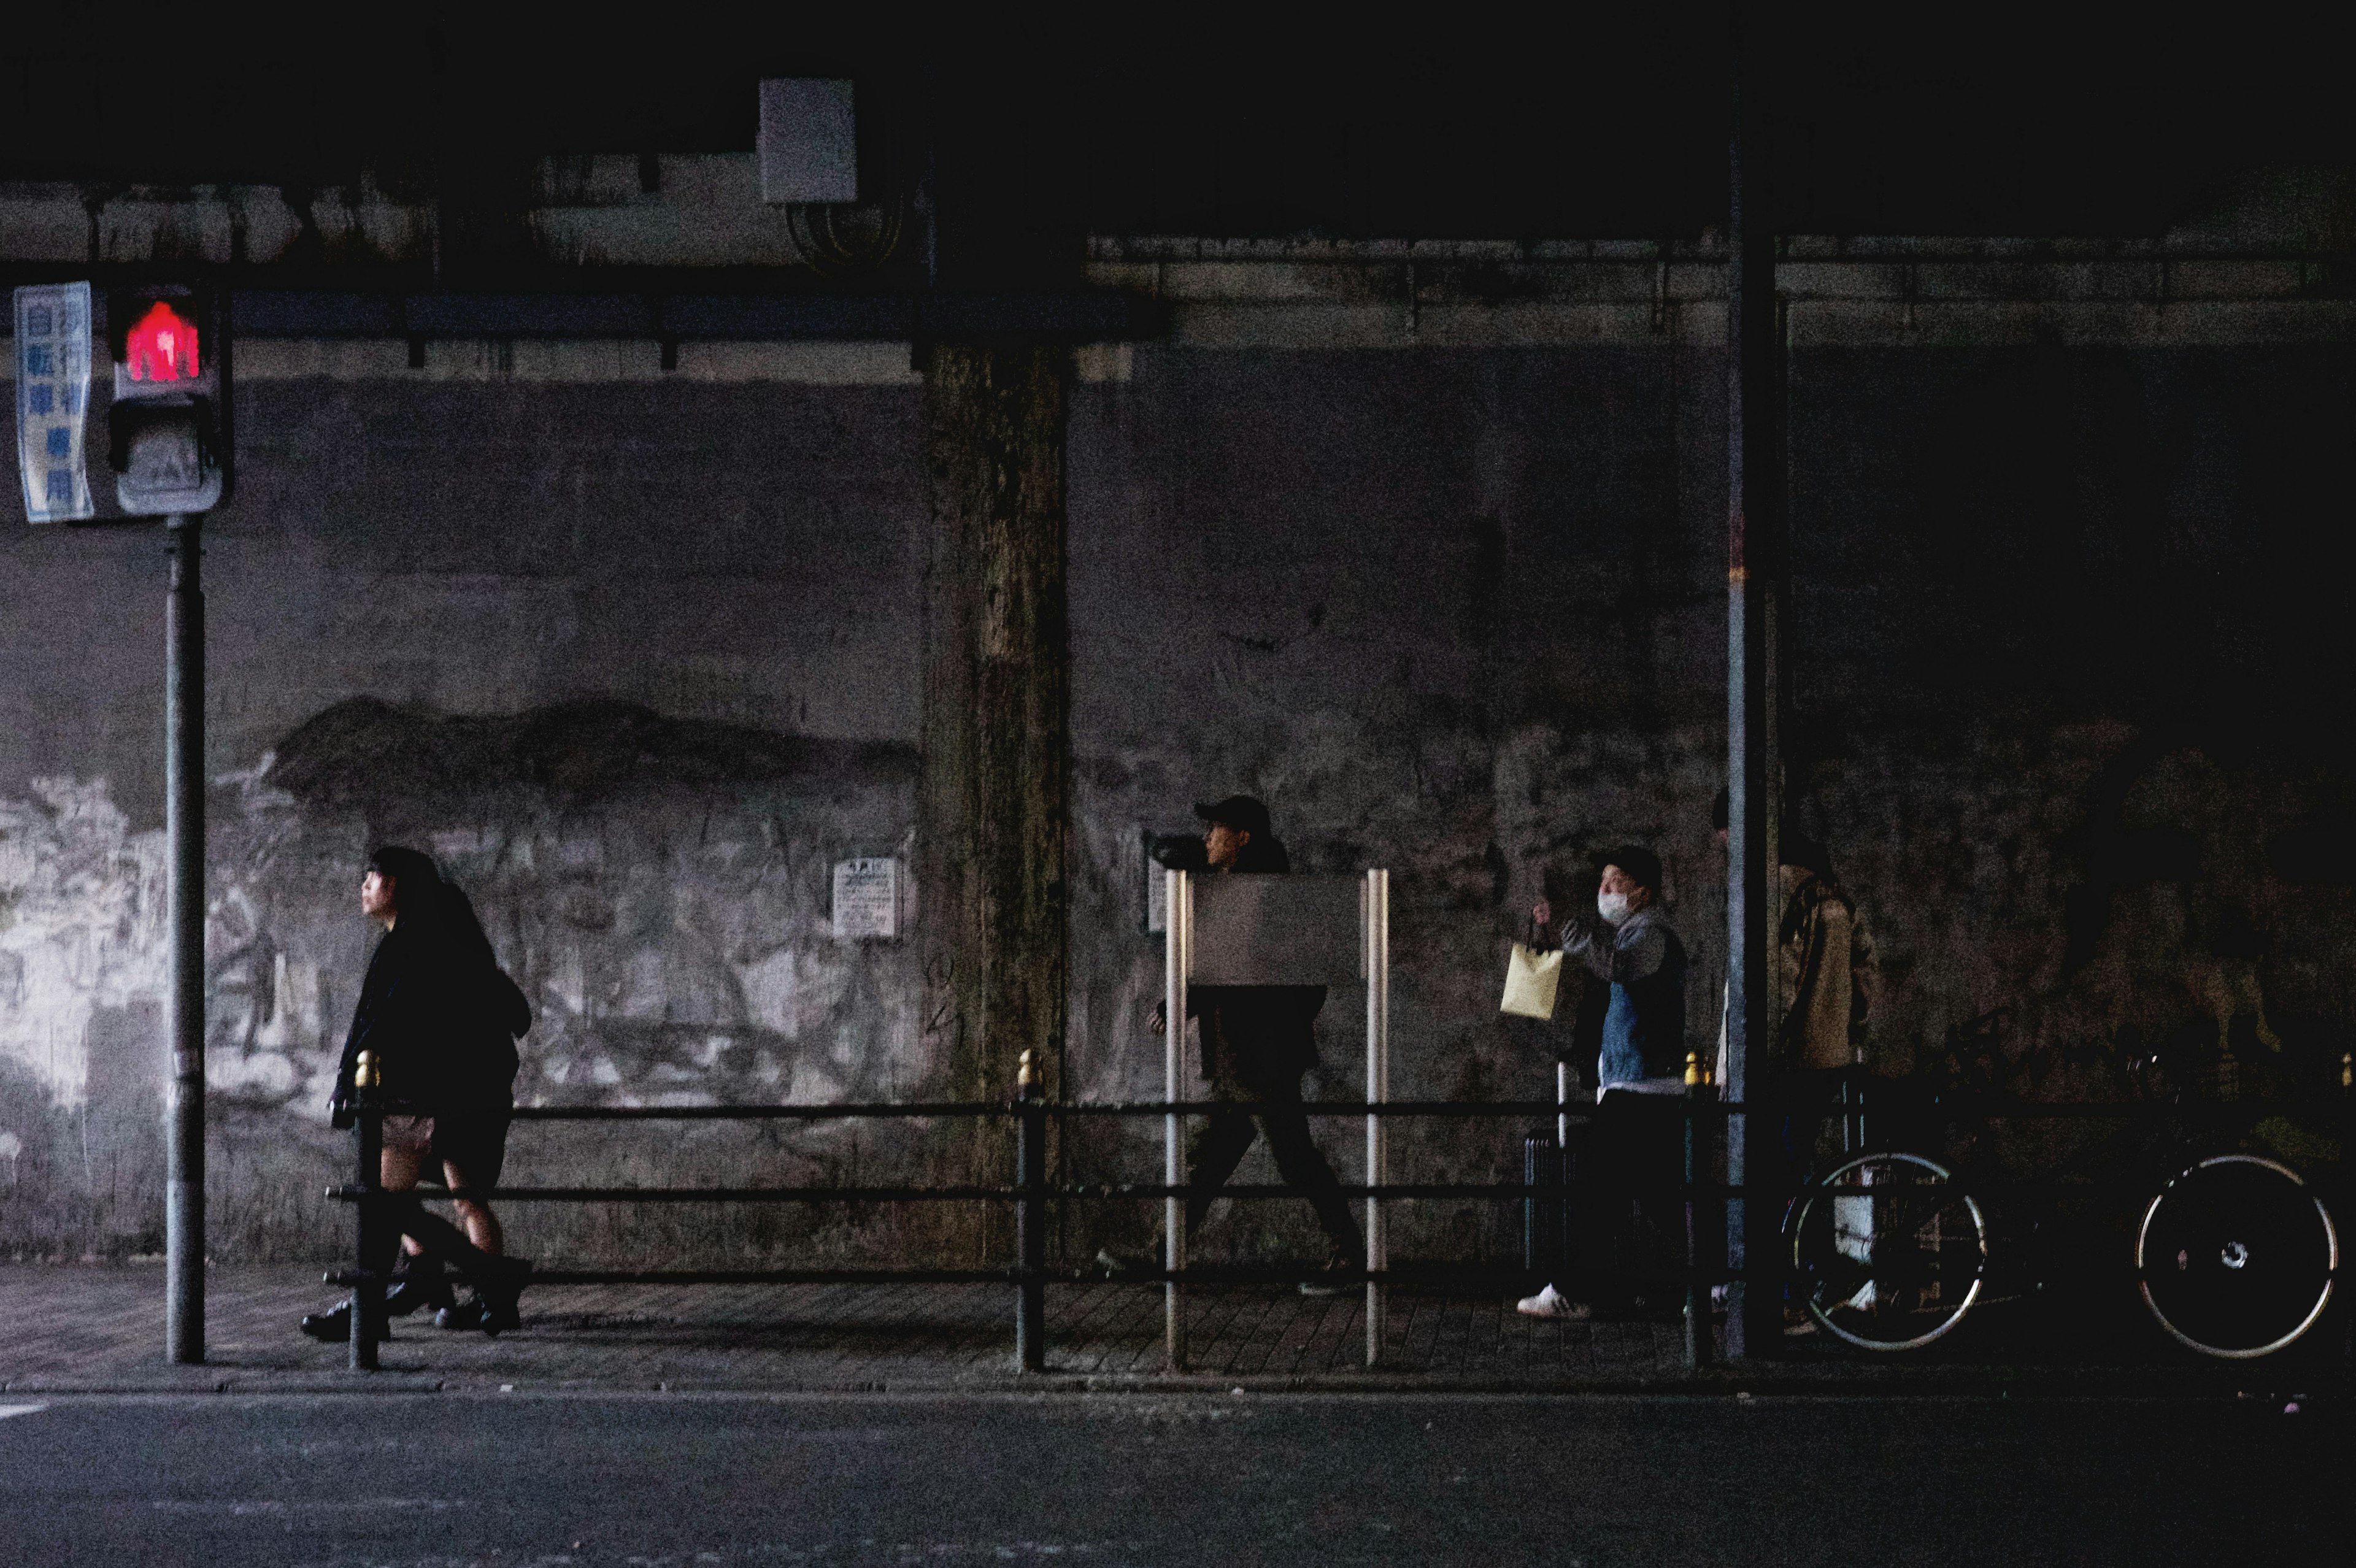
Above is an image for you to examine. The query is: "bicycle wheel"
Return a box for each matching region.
[1789,1151,1988,1351]
[2136,1154,2338,1359]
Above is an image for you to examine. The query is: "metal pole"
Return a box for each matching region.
[164,513,206,1365]
[1725,9,1782,1361]
[350,1075,382,1373]
[1364,869,1388,1369]
[1556,1061,1570,1150]
[1163,869,1188,1371]
[1014,1050,1045,1372]
[1683,1058,1715,1367]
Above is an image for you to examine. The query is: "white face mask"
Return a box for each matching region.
[1596,891,1631,925]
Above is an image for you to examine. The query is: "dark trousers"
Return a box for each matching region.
[1185,1073,1365,1258]
[1568,1091,1687,1306]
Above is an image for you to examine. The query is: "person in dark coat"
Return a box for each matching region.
[300,847,533,1342]
[1108,795,1365,1292]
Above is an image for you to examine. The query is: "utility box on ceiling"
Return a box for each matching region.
[759,79,857,204]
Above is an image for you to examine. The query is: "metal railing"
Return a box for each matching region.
[326,1064,1596,1372]
[328,1048,2354,1375]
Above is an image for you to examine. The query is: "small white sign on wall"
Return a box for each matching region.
[1144,832,1168,934]
[832,857,901,940]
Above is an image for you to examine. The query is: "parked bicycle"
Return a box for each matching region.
[1780,1058,2345,1359]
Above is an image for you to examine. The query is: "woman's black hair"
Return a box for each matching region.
[366,845,443,909]
[369,844,498,963]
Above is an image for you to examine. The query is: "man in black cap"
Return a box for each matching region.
[1109,795,1365,1291]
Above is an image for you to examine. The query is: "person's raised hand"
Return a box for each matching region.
[1149,1001,1167,1036]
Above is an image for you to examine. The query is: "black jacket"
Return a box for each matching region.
[1191,983,1327,1088]
[1166,834,1328,1087]
[335,900,530,1115]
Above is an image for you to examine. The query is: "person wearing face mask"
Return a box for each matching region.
[1517,846,1689,1320]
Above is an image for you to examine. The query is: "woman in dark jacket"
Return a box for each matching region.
[302,847,533,1342]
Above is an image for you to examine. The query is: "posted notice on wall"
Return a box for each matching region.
[832,856,901,940]
[14,283,94,523]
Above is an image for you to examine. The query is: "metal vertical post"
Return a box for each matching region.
[1163,869,1188,1371]
[1683,1060,1716,1368]
[164,513,206,1365]
[1725,10,1782,1360]
[1364,869,1388,1368]
[1014,1048,1046,1372]
[350,1076,382,1373]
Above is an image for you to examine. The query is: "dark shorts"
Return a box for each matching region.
[383,1112,510,1194]
[431,1112,510,1194]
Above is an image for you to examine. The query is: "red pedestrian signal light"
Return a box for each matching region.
[106,283,230,515]
[121,301,201,383]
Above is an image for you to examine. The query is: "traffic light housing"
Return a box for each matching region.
[106,283,231,515]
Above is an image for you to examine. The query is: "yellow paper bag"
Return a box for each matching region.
[1500,942,1562,1020]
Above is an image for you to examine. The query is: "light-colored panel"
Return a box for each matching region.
[759,79,858,205]
[1187,873,1363,986]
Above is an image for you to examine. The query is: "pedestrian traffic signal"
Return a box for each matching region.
[107,283,230,515]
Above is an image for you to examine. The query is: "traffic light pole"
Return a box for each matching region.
[164,512,206,1364]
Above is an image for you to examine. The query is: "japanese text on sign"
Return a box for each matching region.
[15,283,93,523]
[832,858,902,940]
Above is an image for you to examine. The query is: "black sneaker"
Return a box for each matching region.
[1298,1253,1358,1297]
[382,1270,455,1320]
[298,1301,388,1343]
[461,1256,531,1337]
[434,1296,487,1332]
[1095,1247,1159,1282]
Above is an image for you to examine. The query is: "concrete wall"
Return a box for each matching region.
[5,319,2353,1266]
[1,377,935,1261]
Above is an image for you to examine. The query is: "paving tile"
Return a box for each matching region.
[0,1264,2249,1394]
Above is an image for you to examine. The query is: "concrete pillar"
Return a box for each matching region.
[917,344,1071,1143]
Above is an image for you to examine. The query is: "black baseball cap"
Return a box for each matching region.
[1193,794,1272,839]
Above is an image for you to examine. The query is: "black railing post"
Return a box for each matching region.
[1684,1053,1716,1368]
[349,1051,383,1372]
[1522,1129,1563,1285]
[1014,1049,1046,1372]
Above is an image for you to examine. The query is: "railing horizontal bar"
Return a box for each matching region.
[436,1097,2344,1124]
[1066,1183,1585,1199]
[504,1103,1013,1121]
[326,1267,1012,1286]
[1050,1100,1576,1116]
[324,1265,1544,1287]
[330,1170,2295,1207]
[327,1185,1015,1203]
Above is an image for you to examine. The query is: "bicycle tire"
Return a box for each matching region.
[2136,1153,2338,1360]
[1789,1151,1988,1352]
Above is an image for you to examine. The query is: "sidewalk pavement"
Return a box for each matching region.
[0,1265,2329,1396]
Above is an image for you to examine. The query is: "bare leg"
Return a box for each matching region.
[444,1158,504,1256]
[380,1139,425,1258]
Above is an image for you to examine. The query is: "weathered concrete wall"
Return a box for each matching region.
[1065,340,2356,1263]
[4,331,2353,1267]
[1,379,934,1262]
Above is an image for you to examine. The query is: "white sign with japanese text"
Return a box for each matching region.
[832,857,901,940]
[14,283,93,523]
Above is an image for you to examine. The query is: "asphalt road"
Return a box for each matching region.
[0,1391,2341,1567]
